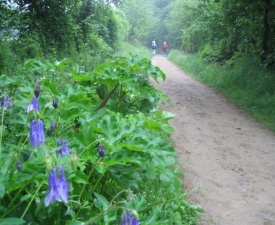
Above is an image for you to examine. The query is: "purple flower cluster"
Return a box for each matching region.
[30,119,45,148]
[44,166,69,206]
[26,84,70,206]
[1,95,13,109]
[121,211,139,225]
[57,140,71,157]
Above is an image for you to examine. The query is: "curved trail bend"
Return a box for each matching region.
[151,55,275,225]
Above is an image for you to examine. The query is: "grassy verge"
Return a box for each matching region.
[115,42,152,59]
[168,49,275,133]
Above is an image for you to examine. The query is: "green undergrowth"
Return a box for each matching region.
[0,55,202,224]
[116,42,152,60]
[168,50,275,133]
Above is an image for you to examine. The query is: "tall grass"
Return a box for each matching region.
[169,49,275,132]
[116,42,152,59]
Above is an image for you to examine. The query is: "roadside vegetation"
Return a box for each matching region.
[1,0,274,224]
[168,50,275,133]
[116,42,152,59]
[0,0,201,224]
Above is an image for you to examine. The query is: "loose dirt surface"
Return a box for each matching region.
[151,55,275,225]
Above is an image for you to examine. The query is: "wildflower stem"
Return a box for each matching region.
[90,173,104,194]
[77,165,95,202]
[21,182,43,219]
[0,108,5,153]
[2,173,39,218]
[78,139,100,158]
[83,190,130,225]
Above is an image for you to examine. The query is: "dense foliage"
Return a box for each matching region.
[0,56,201,224]
[0,0,127,74]
[120,0,275,68]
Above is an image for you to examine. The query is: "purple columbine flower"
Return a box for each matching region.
[49,122,57,133]
[121,211,139,225]
[30,119,45,147]
[97,144,106,157]
[34,84,41,98]
[44,166,69,206]
[27,96,40,113]
[57,140,71,157]
[1,95,13,109]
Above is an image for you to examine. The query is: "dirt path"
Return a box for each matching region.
[151,55,275,225]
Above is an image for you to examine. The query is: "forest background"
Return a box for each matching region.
[0,0,275,224]
[1,0,275,71]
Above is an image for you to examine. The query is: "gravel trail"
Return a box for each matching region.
[151,55,275,225]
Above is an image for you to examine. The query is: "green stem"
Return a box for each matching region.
[99,172,110,194]
[78,139,100,158]
[77,165,95,203]
[1,172,39,217]
[96,83,120,110]
[105,179,114,194]
[90,173,104,194]
[21,182,43,219]
[0,107,5,153]
[83,190,130,225]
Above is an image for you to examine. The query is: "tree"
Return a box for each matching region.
[120,0,156,44]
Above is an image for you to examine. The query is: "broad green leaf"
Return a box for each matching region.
[155,110,175,121]
[0,218,25,225]
[71,171,89,184]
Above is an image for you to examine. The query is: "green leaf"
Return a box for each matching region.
[71,171,89,184]
[0,218,25,225]
[43,79,60,95]
[68,222,83,225]
[155,110,175,121]
[94,192,109,209]
[20,194,31,202]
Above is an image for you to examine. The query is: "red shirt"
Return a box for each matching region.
[162,43,168,51]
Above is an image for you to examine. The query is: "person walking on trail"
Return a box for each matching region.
[161,42,168,57]
[152,41,157,55]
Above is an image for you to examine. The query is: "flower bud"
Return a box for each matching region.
[132,210,139,219]
[97,144,105,157]
[49,122,57,133]
[44,155,52,172]
[70,152,78,170]
[16,161,22,172]
[34,84,41,98]
[23,153,30,161]
[53,98,58,109]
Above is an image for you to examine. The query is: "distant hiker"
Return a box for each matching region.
[152,41,157,55]
[161,42,168,57]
